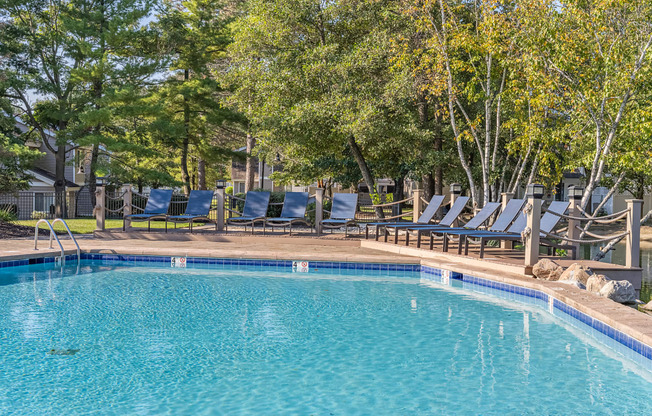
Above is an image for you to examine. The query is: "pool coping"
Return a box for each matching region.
[1,248,651,364]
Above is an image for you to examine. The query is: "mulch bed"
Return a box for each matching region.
[0,221,55,239]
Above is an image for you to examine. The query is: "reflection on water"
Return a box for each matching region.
[581,244,652,303]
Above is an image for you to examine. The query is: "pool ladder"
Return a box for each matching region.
[34,219,81,265]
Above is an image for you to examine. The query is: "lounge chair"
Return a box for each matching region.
[381,196,470,245]
[123,189,173,231]
[458,200,571,258]
[226,191,270,234]
[319,193,358,237]
[165,190,215,233]
[434,198,526,253]
[264,192,310,235]
[365,195,446,240]
[411,201,503,249]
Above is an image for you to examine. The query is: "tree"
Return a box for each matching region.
[155,0,240,196]
[0,0,87,216]
[516,0,652,210]
[227,0,422,217]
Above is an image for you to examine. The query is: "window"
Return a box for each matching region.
[34,193,54,213]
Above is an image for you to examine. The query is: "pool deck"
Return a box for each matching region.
[1,229,651,353]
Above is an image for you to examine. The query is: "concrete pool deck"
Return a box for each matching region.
[1,230,651,355]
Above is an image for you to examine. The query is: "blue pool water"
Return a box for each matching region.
[0,260,651,415]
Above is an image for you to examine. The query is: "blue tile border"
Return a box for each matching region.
[421,264,652,363]
[68,253,421,274]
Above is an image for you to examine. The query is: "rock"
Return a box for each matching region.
[532,259,563,281]
[598,280,637,304]
[559,263,593,285]
[557,280,586,290]
[641,300,652,311]
[586,274,611,293]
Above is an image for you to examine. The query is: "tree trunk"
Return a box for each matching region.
[54,145,66,218]
[88,144,100,207]
[422,173,435,202]
[347,136,384,219]
[198,158,206,190]
[434,135,443,196]
[393,176,404,218]
[181,69,192,196]
[244,133,256,192]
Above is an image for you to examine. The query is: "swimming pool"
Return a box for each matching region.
[1,257,651,414]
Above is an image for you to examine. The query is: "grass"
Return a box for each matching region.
[14,218,190,234]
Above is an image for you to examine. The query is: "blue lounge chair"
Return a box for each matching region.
[264,192,310,235]
[434,198,526,253]
[320,193,358,237]
[459,200,571,258]
[165,190,215,233]
[382,196,470,245]
[226,191,270,234]
[408,201,503,249]
[365,195,446,240]
[123,189,173,231]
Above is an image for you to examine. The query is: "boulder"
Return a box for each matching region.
[598,280,637,304]
[586,274,611,294]
[532,259,563,281]
[557,280,586,290]
[559,263,593,285]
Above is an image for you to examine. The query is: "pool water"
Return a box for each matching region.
[1,261,651,415]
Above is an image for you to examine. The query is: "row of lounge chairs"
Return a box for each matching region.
[122,188,575,259]
[365,194,574,259]
[123,189,361,235]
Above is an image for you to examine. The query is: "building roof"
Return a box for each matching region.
[28,167,79,188]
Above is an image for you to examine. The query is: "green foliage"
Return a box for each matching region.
[0,206,17,222]
[0,133,41,194]
[225,186,233,195]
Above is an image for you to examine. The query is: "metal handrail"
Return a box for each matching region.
[34,219,81,265]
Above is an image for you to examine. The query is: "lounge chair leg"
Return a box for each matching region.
[148,220,151,232]
[384,228,388,242]
[465,237,470,256]
[479,239,485,258]
[429,233,434,250]
[405,232,410,246]
[394,229,398,244]
[289,223,292,235]
[416,232,421,248]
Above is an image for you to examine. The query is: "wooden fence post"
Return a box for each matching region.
[412,188,422,223]
[567,186,583,259]
[216,187,225,231]
[315,188,324,235]
[95,186,105,232]
[626,199,643,269]
[123,185,132,230]
[524,184,544,269]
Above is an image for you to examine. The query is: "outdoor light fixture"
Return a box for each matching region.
[216,179,227,189]
[450,183,462,195]
[526,184,545,199]
[569,185,584,199]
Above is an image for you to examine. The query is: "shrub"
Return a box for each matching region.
[31,211,50,220]
[225,186,233,195]
[306,200,332,225]
[0,206,17,222]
